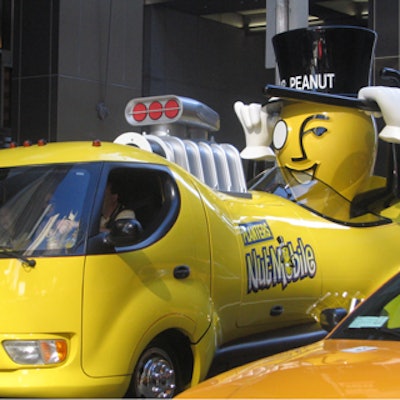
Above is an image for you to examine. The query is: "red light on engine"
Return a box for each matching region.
[165,99,180,119]
[23,140,32,147]
[125,96,183,126]
[92,139,102,147]
[149,101,163,120]
[132,103,147,122]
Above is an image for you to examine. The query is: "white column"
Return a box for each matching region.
[265,0,309,81]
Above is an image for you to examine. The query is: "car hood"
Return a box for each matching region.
[179,339,400,398]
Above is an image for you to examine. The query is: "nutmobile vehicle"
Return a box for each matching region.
[1,23,400,398]
[0,83,399,398]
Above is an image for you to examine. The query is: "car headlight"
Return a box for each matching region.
[3,339,67,365]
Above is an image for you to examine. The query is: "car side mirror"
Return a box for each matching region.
[320,308,348,332]
[106,218,143,247]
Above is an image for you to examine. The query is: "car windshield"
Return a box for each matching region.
[248,166,391,227]
[0,163,99,257]
[332,274,400,341]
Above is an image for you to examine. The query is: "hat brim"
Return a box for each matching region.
[264,84,380,113]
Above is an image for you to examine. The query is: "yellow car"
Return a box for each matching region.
[177,271,400,398]
[0,94,399,398]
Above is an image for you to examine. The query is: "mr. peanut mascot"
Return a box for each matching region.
[235,26,400,220]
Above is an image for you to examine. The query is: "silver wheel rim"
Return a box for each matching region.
[135,347,176,398]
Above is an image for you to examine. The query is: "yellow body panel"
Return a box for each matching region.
[0,141,399,396]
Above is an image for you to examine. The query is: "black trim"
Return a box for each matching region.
[264,84,380,113]
[207,322,326,378]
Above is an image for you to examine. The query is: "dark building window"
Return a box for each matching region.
[0,0,12,145]
[0,0,11,50]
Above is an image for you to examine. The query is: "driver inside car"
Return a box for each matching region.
[100,178,136,232]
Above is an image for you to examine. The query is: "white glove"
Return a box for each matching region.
[234,101,275,161]
[358,86,400,143]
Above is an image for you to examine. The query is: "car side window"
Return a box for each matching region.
[99,170,138,233]
[89,165,180,253]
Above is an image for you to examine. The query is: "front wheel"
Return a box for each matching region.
[128,339,182,398]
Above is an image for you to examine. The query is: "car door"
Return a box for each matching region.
[236,201,322,330]
[82,163,211,377]
[232,191,322,333]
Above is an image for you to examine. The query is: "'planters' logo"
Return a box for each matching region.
[240,220,273,246]
[246,236,317,292]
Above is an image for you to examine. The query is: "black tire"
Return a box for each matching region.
[127,338,183,398]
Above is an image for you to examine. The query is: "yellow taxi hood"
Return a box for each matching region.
[178,339,400,398]
[0,141,168,167]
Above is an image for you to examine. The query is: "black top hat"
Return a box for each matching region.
[273,25,377,97]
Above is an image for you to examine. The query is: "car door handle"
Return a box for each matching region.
[270,305,284,316]
[173,265,191,279]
